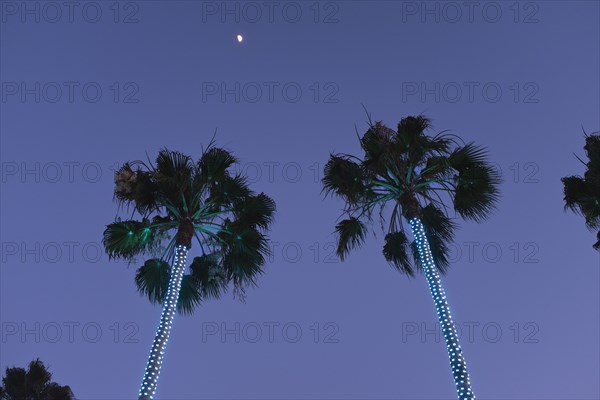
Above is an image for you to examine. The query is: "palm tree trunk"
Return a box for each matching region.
[139,244,189,400]
[408,218,475,400]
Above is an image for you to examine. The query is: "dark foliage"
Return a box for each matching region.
[323,114,500,275]
[104,143,276,314]
[0,359,75,400]
[562,132,600,250]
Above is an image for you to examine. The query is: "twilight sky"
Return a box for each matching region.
[1,1,599,399]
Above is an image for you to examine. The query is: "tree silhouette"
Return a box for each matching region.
[0,359,74,400]
[562,131,600,250]
[323,114,500,399]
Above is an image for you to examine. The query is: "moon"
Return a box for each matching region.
[237,34,243,43]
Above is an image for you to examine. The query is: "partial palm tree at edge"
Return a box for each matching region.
[103,141,275,399]
[0,358,75,400]
[561,130,600,250]
[322,114,500,400]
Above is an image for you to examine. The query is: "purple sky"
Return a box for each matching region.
[1,1,599,399]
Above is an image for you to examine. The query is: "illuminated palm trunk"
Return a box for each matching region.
[139,244,188,400]
[409,218,475,400]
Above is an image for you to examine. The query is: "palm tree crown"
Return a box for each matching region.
[103,143,276,313]
[0,359,75,400]
[323,115,501,275]
[562,131,600,250]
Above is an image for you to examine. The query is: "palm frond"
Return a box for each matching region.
[154,149,194,201]
[220,223,270,287]
[135,258,202,315]
[561,175,589,213]
[397,115,431,138]
[234,193,276,230]
[418,155,453,182]
[578,196,600,230]
[360,122,395,174]
[383,231,414,276]
[584,133,600,172]
[189,253,229,299]
[155,149,194,180]
[208,173,252,207]
[177,274,202,315]
[334,217,367,260]
[135,259,170,304]
[322,155,367,203]
[453,163,501,222]
[448,142,488,169]
[103,220,166,261]
[196,147,237,186]
[396,116,435,162]
[420,204,456,243]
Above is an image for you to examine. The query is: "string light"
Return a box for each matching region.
[409,218,475,400]
[138,244,189,400]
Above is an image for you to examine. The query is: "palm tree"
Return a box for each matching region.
[0,359,75,400]
[103,142,275,400]
[561,131,600,250]
[322,114,500,400]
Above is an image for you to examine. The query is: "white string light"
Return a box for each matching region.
[409,218,475,400]
[138,244,189,400]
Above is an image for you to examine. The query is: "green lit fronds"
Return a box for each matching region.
[105,143,276,312]
[103,219,171,262]
[135,259,170,304]
[134,259,202,315]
